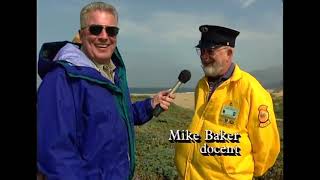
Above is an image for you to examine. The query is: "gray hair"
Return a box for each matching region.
[80,1,118,28]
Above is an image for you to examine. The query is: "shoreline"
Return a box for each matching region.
[131,89,282,110]
[131,92,195,110]
[130,91,194,97]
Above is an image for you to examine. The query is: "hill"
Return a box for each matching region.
[250,65,283,90]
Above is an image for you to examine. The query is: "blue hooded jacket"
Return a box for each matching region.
[37,41,154,180]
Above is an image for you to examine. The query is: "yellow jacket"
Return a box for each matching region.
[175,64,280,180]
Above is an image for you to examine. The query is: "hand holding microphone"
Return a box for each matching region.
[152,70,191,117]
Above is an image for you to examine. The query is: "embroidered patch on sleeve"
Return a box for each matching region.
[258,105,271,128]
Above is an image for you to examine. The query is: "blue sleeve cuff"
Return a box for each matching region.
[132,98,154,125]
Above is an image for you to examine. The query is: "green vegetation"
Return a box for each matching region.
[132,94,283,180]
[271,93,283,119]
[132,95,193,180]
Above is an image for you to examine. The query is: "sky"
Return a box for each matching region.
[37,0,283,88]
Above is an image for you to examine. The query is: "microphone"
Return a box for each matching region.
[153,70,191,117]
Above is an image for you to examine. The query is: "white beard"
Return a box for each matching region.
[201,62,224,77]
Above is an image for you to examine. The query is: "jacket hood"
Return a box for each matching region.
[52,43,95,68]
[38,41,124,80]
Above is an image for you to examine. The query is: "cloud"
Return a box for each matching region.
[119,11,229,46]
[115,8,282,87]
[239,0,256,8]
[237,30,279,41]
[119,10,281,50]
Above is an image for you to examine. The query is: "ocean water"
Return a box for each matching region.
[129,87,194,94]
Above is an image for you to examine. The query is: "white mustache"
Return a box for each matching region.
[201,63,221,77]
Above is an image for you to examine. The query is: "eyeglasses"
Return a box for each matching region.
[82,25,120,37]
[196,46,225,56]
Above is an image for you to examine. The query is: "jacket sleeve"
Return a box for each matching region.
[247,88,280,177]
[37,69,85,180]
[131,98,154,125]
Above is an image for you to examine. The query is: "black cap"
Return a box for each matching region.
[196,25,240,48]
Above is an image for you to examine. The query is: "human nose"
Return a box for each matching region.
[200,49,209,60]
[98,27,109,39]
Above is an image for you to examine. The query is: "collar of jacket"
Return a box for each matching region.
[56,47,125,94]
[227,64,242,82]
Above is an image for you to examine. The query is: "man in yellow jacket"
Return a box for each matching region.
[174,25,280,180]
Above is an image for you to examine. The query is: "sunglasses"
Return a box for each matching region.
[82,25,120,37]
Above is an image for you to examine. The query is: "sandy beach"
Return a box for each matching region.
[131,92,195,110]
[131,89,282,111]
[172,92,195,110]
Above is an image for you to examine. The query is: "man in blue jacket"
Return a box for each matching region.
[37,2,175,180]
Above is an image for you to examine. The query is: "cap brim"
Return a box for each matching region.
[195,42,218,49]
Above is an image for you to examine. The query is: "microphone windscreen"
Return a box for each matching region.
[178,70,191,83]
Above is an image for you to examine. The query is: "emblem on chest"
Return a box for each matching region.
[220,103,239,125]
